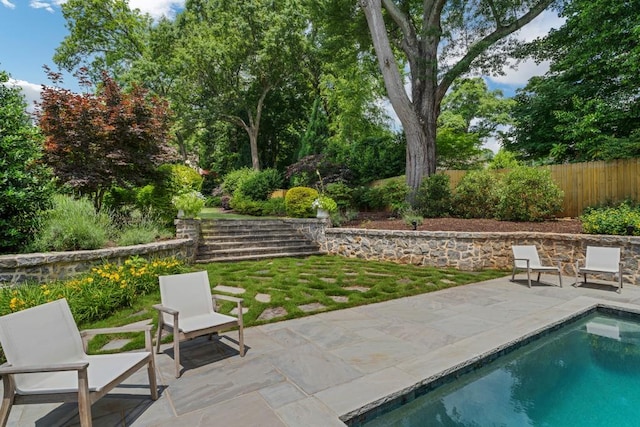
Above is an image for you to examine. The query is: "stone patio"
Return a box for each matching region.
[5,274,640,426]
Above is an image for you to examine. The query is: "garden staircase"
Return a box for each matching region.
[195,219,323,263]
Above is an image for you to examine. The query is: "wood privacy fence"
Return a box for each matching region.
[444,158,640,218]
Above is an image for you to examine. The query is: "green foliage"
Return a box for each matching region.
[495,167,564,221]
[229,193,265,216]
[261,197,286,216]
[453,170,500,218]
[0,257,183,325]
[510,0,640,162]
[222,167,255,195]
[285,187,319,218]
[151,164,203,224]
[31,195,113,251]
[380,180,410,215]
[489,149,521,170]
[115,212,172,246]
[347,134,405,184]
[580,202,640,236]
[351,185,386,211]
[325,182,354,211]
[0,70,54,253]
[402,208,424,228]
[172,191,205,218]
[312,195,338,213]
[237,168,283,201]
[415,174,452,218]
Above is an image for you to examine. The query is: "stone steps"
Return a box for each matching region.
[196,219,323,262]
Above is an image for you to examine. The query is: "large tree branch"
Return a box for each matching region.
[360,0,415,126]
[436,0,555,104]
[381,0,418,57]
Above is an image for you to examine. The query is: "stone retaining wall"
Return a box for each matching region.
[0,239,192,285]
[320,228,640,285]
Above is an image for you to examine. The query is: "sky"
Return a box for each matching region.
[0,1,563,151]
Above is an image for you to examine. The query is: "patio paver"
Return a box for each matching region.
[5,273,640,426]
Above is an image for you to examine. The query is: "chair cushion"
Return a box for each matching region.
[169,313,238,334]
[14,352,151,395]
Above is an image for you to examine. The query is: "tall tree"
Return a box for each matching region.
[0,71,53,253]
[175,0,308,170]
[357,0,556,197]
[54,0,151,82]
[37,70,176,209]
[509,0,640,162]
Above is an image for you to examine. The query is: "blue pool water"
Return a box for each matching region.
[351,311,640,426]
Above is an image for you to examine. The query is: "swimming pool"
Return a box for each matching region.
[345,309,640,426]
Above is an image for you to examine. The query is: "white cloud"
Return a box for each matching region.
[486,10,565,87]
[1,0,15,9]
[6,79,42,114]
[128,0,185,20]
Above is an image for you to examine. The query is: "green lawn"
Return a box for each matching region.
[85,255,507,353]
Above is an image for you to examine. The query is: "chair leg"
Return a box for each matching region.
[155,313,163,354]
[536,272,541,283]
[0,375,15,427]
[526,269,531,288]
[557,263,563,287]
[77,366,92,427]
[239,327,245,357]
[173,334,181,378]
[147,355,159,401]
[511,267,516,281]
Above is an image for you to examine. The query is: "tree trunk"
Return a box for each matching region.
[361,0,436,199]
[248,126,260,170]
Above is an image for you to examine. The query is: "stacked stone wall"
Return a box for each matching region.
[320,228,640,285]
[0,239,192,285]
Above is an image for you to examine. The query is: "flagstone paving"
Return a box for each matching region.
[5,275,640,426]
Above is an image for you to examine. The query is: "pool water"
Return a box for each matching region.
[355,312,640,427]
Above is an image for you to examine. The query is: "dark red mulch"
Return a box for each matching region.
[341,212,583,234]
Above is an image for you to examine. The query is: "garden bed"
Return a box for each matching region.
[342,213,584,234]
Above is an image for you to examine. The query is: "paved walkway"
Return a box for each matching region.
[6,275,640,426]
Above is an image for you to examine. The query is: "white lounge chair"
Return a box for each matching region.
[575,246,623,292]
[0,298,158,427]
[511,245,563,288]
[154,271,245,378]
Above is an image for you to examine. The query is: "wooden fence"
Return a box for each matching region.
[445,158,640,218]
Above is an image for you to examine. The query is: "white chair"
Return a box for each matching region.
[154,271,245,378]
[511,245,563,288]
[0,298,158,427]
[575,246,623,292]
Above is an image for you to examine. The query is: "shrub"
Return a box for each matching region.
[453,170,500,218]
[312,195,338,213]
[229,193,264,216]
[221,167,255,195]
[261,197,286,216]
[352,186,386,211]
[402,207,424,228]
[381,179,410,216]
[238,168,283,201]
[285,186,318,218]
[415,173,452,218]
[115,212,172,246]
[151,164,203,224]
[172,191,205,218]
[30,195,113,251]
[581,202,640,235]
[495,166,563,221]
[0,71,54,253]
[325,182,354,211]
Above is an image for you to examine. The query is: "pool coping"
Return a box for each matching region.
[340,297,640,425]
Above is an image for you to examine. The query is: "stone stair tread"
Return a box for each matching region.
[198,244,320,256]
[195,250,325,263]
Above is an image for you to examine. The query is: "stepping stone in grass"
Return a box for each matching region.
[255,293,271,303]
[343,285,370,293]
[213,285,246,295]
[257,307,288,321]
[298,303,326,313]
[329,296,349,303]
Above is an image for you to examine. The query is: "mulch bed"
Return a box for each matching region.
[340,212,584,234]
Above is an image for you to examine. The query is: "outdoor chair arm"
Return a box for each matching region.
[0,361,89,376]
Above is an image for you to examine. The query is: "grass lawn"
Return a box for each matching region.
[84,255,507,353]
